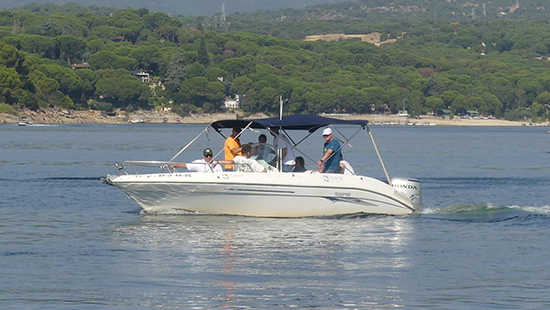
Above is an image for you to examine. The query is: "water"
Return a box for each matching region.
[1,123,550,309]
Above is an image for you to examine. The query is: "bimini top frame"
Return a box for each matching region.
[211,114,368,133]
[168,114,391,184]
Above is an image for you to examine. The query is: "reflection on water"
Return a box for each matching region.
[112,215,415,308]
[220,228,235,305]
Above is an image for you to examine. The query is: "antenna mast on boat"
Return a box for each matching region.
[276,96,284,172]
[279,96,284,120]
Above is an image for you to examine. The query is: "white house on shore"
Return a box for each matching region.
[223,94,241,109]
[131,70,150,82]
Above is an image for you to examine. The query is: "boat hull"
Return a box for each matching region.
[107,172,418,217]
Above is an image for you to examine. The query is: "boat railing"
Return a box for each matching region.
[117,160,177,175]
[118,160,270,175]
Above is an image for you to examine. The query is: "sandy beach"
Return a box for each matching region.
[1,108,547,127]
[334,114,542,127]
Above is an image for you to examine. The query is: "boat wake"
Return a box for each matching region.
[421,176,550,189]
[42,176,101,181]
[423,203,550,215]
[137,210,398,219]
[140,209,204,216]
[0,176,105,183]
[15,124,59,127]
[419,203,550,226]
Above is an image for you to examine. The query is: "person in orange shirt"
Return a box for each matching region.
[224,127,248,169]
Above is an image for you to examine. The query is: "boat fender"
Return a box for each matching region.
[392,178,422,210]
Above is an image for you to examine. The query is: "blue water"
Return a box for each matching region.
[1,124,550,309]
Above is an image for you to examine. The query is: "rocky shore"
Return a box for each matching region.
[1,107,546,127]
[0,107,243,125]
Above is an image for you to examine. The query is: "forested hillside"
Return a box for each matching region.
[2,0,342,17]
[219,0,550,39]
[1,1,550,121]
[4,0,548,20]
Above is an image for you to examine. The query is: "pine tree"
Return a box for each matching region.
[197,36,210,67]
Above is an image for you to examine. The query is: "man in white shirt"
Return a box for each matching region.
[169,148,223,172]
[269,127,295,172]
[217,145,267,172]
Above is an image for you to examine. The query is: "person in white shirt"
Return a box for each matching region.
[216,145,267,173]
[269,127,295,172]
[169,148,223,172]
[340,159,355,175]
[338,154,355,175]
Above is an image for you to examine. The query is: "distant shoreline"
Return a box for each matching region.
[1,108,547,127]
[331,114,545,127]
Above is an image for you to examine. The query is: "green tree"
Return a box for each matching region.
[450,94,468,115]
[34,64,82,95]
[164,52,187,92]
[232,76,253,94]
[95,77,151,108]
[143,11,172,30]
[536,92,550,106]
[439,90,460,108]
[256,86,278,112]
[19,35,56,58]
[158,25,180,43]
[338,86,366,113]
[86,38,106,54]
[481,93,503,116]
[205,81,225,105]
[363,86,387,114]
[531,102,546,118]
[34,77,66,107]
[427,75,455,97]
[180,76,208,105]
[198,36,210,67]
[131,45,162,72]
[186,63,206,78]
[73,69,96,104]
[0,42,23,69]
[516,76,542,105]
[408,90,426,115]
[40,19,62,37]
[90,25,125,40]
[0,66,22,104]
[220,56,255,78]
[488,77,516,110]
[56,35,86,65]
[468,96,484,113]
[89,51,117,70]
[205,67,229,82]
[425,96,445,114]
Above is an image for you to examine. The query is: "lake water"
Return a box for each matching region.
[1,123,550,309]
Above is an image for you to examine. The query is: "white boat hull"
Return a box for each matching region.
[106,172,418,217]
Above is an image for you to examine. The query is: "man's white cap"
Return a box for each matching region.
[322,128,332,136]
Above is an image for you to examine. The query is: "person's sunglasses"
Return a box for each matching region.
[205,154,213,157]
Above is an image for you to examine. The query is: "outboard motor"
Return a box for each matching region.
[392,178,422,211]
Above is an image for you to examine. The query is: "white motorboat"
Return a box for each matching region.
[130,118,145,124]
[17,119,34,126]
[102,114,422,217]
